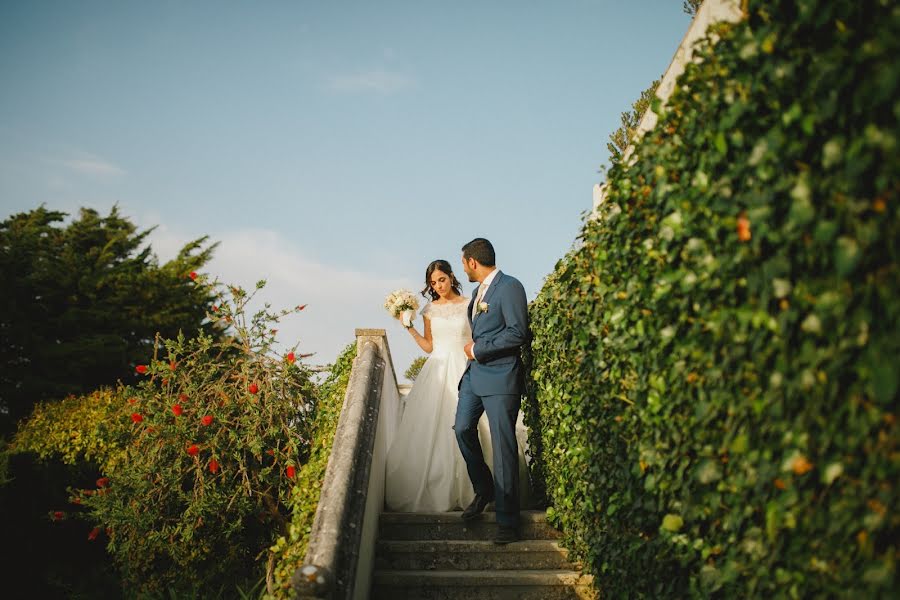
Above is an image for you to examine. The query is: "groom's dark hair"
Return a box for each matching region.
[462,238,496,267]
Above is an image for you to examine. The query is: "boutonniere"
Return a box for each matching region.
[475,302,489,315]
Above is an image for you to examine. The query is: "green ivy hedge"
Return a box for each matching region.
[525,0,898,597]
[268,342,357,599]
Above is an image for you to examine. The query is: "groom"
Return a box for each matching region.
[456,237,530,545]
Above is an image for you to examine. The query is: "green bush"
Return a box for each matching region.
[404,356,427,381]
[13,279,318,597]
[526,1,898,597]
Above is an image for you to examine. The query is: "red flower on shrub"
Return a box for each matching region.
[172,404,183,416]
[169,361,177,371]
[209,459,219,474]
[286,352,296,364]
[296,304,307,311]
[187,444,199,456]
[212,305,219,312]
[189,271,198,280]
[52,511,64,521]
[127,397,138,405]
[737,214,752,242]
[178,393,189,402]
[249,383,259,394]
[286,465,296,479]
[87,527,101,541]
[131,413,143,424]
[135,365,148,374]
[201,415,214,426]
[96,477,110,488]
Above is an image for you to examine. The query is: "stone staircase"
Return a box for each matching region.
[370,510,595,599]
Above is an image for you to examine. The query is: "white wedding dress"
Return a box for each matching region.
[385,298,530,512]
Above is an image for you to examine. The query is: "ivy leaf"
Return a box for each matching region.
[696,459,722,484]
[715,131,728,154]
[870,352,898,404]
[789,175,815,225]
[662,514,684,532]
[834,236,860,276]
[729,433,749,454]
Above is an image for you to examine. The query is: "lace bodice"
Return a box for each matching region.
[421,299,472,355]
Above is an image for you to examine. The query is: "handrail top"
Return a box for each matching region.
[354,329,399,391]
[355,328,386,336]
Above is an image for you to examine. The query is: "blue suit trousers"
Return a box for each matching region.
[455,369,521,528]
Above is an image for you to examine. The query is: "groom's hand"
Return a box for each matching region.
[464,342,476,361]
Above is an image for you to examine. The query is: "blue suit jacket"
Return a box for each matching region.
[463,271,531,396]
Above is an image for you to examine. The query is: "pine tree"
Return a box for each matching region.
[0,205,219,433]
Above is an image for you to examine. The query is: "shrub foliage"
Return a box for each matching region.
[13,279,320,597]
[404,356,428,381]
[526,1,898,597]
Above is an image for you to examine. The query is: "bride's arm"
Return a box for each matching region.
[406,316,434,354]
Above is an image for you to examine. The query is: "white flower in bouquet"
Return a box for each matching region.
[384,289,419,327]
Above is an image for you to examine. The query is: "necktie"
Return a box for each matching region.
[473,282,487,318]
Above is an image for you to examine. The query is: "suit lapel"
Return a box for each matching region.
[480,271,503,310]
[471,271,504,328]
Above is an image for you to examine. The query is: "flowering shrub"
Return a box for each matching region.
[526,0,898,597]
[13,279,318,596]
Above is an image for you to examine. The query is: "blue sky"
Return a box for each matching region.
[0,1,692,376]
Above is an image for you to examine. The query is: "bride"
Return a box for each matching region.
[384,259,529,512]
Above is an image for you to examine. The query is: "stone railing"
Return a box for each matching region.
[292,329,402,600]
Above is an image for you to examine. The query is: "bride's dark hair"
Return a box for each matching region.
[422,259,463,301]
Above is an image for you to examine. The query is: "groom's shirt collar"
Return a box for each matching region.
[480,268,499,292]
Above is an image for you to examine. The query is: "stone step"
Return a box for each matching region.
[371,569,596,600]
[379,510,561,541]
[375,539,577,571]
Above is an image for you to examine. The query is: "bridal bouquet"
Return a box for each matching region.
[384,289,419,327]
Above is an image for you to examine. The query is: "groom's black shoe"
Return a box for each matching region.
[493,525,519,545]
[461,493,494,520]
